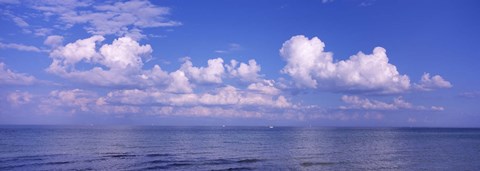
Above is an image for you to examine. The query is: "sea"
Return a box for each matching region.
[1,126,479,170]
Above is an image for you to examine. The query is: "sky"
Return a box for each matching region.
[0,0,479,127]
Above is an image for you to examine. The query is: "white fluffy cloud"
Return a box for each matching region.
[340,95,444,111]
[47,36,252,90]
[166,70,193,93]
[198,85,290,108]
[0,62,37,85]
[247,79,281,95]
[105,86,291,109]
[45,35,275,95]
[47,36,155,86]
[180,57,225,84]
[49,35,105,66]
[99,36,152,69]
[226,59,261,82]
[414,73,452,91]
[280,35,411,94]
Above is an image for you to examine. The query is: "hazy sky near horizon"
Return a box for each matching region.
[1,0,479,126]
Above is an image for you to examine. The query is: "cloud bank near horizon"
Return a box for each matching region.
[0,0,455,124]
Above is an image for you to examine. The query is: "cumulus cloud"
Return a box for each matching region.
[99,36,152,69]
[0,62,37,85]
[49,35,105,67]
[198,85,290,108]
[280,35,411,94]
[47,36,156,86]
[0,42,45,52]
[105,86,291,109]
[247,79,281,95]
[45,35,270,92]
[414,73,452,91]
[166,70,193,93]
[180,57,225,84]
[339,95,444,111]
[226,59,261,82]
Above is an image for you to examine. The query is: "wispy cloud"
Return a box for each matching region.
[321,0,334,4]
[0,62,37,85]
[359,0,376,7]
[2,11,28,30]
[339,95,444,111]
[29,0,180,37]
[459,91,480,98]
[0,42,46,52]
[7,90,32,106]
[215,43,242,54]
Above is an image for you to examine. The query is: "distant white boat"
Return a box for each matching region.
[222,125,226,127]
[269,126,274,129]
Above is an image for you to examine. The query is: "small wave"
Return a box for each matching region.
[203,159,235,165]
[140,162,193,170]
[143,159,170,164]
[0,164,28,170]
[300,161,336,167]
[0,153,64,162]
[203,158,264,165]
[237,159,263,163]
[83,158,106,163]
[167,163,192,167]
[142,165,169,170]
[145,153,172,157]
[0,157,43,163]
[210,167,255,171]
[41,161,75,165]
[0,159,74,169]
[104,154,137,158]
[102,152,137,158]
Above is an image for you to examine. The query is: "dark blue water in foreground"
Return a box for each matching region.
[1,126,480,170]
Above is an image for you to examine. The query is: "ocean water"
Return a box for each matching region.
[1,126,479,170]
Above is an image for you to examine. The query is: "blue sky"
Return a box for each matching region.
[0,0,479,127]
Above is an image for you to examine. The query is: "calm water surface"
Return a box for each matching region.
[1,126,479,170]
